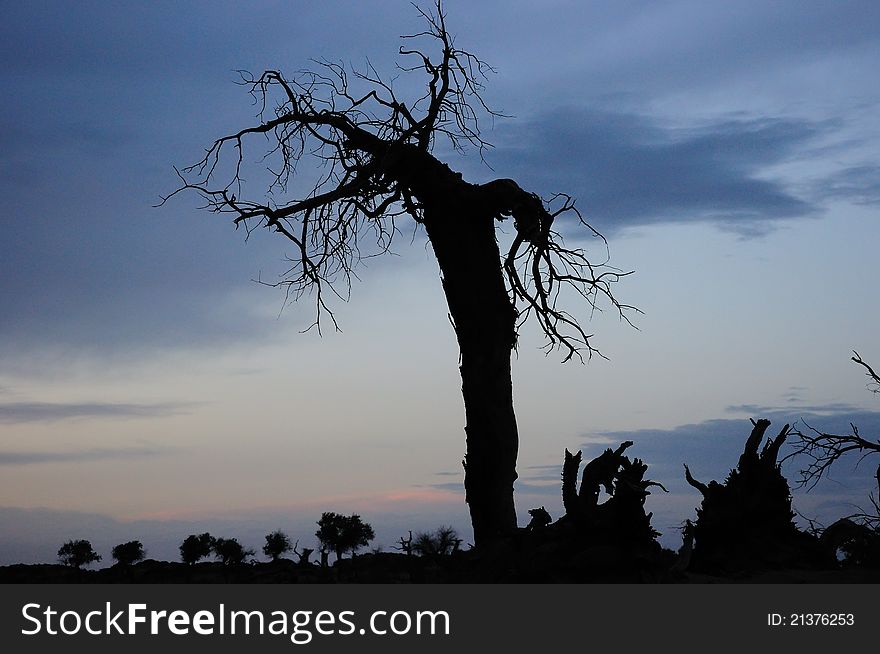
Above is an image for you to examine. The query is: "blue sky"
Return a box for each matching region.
[1,0,879,563]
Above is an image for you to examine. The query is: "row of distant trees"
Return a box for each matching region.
[56,512,462,570]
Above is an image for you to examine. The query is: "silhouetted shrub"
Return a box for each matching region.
[179,533,214,565]
[111,540,145,566]
[262,530,293,561]
[58,540,101,568]
[316,512,375,561]
[212,537,254,565]
[413,526,461,556]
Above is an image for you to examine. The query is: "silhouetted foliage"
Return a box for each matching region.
[111,540,145,566]
[57,539,101,569]
[812,462,880,569]
[847,464,880,531]
[670,520,695,577]
[818,515,880,568]
[165,0,634,546]
[179,533,214,565]
[412,526,461,556]
[316,512,375,561]
[212,537,255,566]
[262,530,293,561]
[684,419,829,572]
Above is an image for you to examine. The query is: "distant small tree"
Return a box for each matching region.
[180,532,214,565]
[394,531,414,556]
[111,540,145,566]
[315,512,375,561]
[413,526,462,556]
[212,537,255,565]
[57,539,101,569]
[262,530,293,561]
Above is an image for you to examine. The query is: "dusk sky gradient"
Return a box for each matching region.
[2,0,879,564]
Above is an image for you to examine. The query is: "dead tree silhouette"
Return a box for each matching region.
[163,0,634,545]
[560,442,666,549]
[684,419,829,572]
[504,443,667,581]
[394,531,414,557]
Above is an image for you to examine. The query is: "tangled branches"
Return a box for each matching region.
[160,0,633,359]
[786,352,880,490]
[499,190,637,361]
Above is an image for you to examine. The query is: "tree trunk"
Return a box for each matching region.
[423,201,519,546]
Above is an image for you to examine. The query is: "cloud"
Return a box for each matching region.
[0,446,168,466]
[815,164,880,206]
[423,482,465,492]
[477,107,828,238]
[514,482,560,497]
[517,463,565,484]
[2,0,876,362]
[725,402,861,416]
[0,401,193,423]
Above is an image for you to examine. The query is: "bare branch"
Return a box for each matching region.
[489,182,639,361]
[786,352,880,490]
[163,2,512,331]
[785,420,880,490]
[164,0,631,359]
[853,350,880,393]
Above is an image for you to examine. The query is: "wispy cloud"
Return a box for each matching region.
[0,401,194,423]
[815,164,880,206]
[514,482,560,497]
[426,473,560,497]
[480,108,831,238]
[0,446,169,466]
[725,402,861,416]
[422,482,465,492]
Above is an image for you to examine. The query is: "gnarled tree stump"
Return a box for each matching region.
[684,419,829,572]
